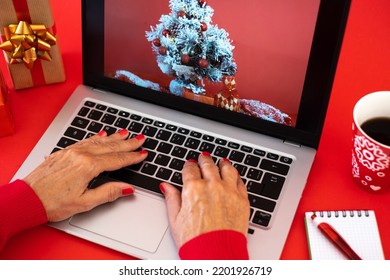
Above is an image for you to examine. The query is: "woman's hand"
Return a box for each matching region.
[161,152,250,248]
[24,130,147,222]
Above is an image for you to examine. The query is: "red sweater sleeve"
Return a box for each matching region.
[0,180,48,250]
[179,230,249,260]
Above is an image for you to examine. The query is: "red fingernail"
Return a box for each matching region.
[222,158,231,163]
[139,149,148,154]
[122,187,134,195]
[187,159,197,163]
[97,130,106,136]
[135,134,145,141]
[202,151,211,157]
[159,183,165,194]
[118,129,128,136]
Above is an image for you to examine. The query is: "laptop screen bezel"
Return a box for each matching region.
[81,0,351,149]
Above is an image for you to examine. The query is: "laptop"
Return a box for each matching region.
[12,0,350,259]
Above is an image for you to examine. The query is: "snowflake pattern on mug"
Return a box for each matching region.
[354,135,390,172]
[352,151,360,178]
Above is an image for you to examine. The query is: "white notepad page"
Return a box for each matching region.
[305,210,385,260]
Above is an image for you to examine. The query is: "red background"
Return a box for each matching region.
[0,0,390,259]
[104,0,319,117]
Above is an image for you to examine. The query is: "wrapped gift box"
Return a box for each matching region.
[0,0,65,90]
[0,69,14,137]
[183,87,214,105]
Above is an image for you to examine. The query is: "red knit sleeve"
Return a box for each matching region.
[178,230,249,260]
[0,180,48,250]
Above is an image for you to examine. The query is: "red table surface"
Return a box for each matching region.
[0,1,389,260]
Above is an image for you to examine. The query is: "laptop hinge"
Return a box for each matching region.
[283,140,302,148]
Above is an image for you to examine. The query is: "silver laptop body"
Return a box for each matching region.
[12,0,351,259]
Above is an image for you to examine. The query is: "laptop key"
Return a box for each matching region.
[178,128,190,135]
[141,163,157,175]
[101,113,116,125]
[78,107,90,117]
[261,173,285,200]
[154,121,165,128]
[215,138,227,145]
[154,154,171,166]
[145,150,156,162]
[88,110,103,121]
[169,158,185,170]
[156,129,172,141]
[260,159,290,176]
[64,127,87,140]
[184,137,200,149]
[87,121,103,133]
[130,114,142,121]
[84,101,96,107]
[166,124,177,131]
[247,168,263,181]
[143,138,158,150]
[248,194,276,213]
[199,142,215,154]
[186,151,200,161]
[171,172,183,185]
[229,150,245,162]
[119,111,130,118]
[103,125,116,135]
[96,104,107,111]
[128,121,144,133]
[252,211,272,227]
[202,134,214,142]
[157,142,173,154]
[115,118,130,129]
[170,133,186,145]
[71,117,90,129]
[171,146,188,158]
[246,181,264,196]
[107,107,118,114]
[214,146,230,158]
[57,137,77,148]
[156,167,172,180]
[234,163,247,177]
[190,131,202,138]
[244,154,261,167]
[142,125,158,137]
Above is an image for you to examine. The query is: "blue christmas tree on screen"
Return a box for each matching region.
[146,0,237,95]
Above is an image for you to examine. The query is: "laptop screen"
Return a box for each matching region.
[82,0,350,148]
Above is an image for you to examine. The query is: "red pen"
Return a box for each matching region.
[311,214,362,260]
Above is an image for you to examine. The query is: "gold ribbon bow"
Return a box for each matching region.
[0,21,56,69]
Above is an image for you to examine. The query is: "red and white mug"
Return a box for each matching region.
[352,91,390,194]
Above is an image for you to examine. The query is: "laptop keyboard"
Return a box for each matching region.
[52,99,293,229]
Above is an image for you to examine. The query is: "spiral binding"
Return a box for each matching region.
[312,210,370,218]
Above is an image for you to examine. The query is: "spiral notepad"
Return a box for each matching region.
[304,210,384,260]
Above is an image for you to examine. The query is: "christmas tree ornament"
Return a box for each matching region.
[200,22,208,31]
[162,29,171,37]
[214,76,240,112]
[177,11,186,18]
[199,0,207,7]
[181,53,190,64]
[198,58,209,68]
[158,46,167,55]
[152,38,161,47]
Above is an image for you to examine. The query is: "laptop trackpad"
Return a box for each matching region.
[69,192,168,253]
